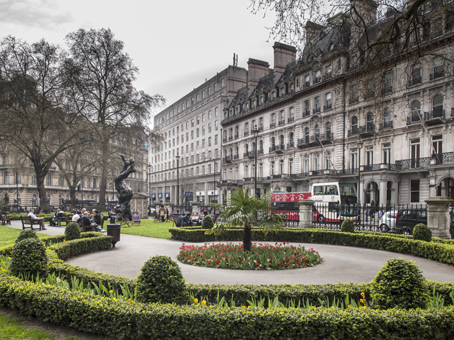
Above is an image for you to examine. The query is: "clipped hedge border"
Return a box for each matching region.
[1,273,454,340]
[169,227,454,265]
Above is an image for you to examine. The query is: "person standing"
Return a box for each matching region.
[159,205,166,222]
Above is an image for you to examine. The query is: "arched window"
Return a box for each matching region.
[351,116,358,135]
[411,100,421,122]
[410,64,421,85]
[289,132,294,147]
[279,135,285,147]
[432,95,443,117]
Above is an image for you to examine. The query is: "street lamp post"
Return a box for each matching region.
[176,154,180,210]
[253,125,260,197]
[356,141,364,213]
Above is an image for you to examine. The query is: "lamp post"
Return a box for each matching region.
[356,141,364,210]
[176,154,180,209]
[252,125,260,197]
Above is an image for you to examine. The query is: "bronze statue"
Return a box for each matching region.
[114,154,135,221]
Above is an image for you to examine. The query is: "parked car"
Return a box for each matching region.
[395,208,427,234]
[378,209,398,232]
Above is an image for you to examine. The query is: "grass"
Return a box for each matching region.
[0,312,83,340]
[0,225,51,248]
[119,219,173,239]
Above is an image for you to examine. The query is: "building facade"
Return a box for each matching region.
[220,0,454,207]
[149,66,247,210]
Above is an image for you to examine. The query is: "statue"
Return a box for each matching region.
[114,154,136,222]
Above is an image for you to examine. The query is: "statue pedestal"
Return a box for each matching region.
[107,224,121,247]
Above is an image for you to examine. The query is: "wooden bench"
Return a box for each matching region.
[56,215,68,227]
[21,217,45,231]
[78,220,95,232]
[0,213,11,225]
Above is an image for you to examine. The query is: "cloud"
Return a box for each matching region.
[0,0,73,29]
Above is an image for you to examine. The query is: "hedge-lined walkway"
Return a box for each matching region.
[6,220,454,284]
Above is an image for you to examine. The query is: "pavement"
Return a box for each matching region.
[6,220,454,285]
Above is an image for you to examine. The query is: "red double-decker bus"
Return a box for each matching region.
[270,192,320,227]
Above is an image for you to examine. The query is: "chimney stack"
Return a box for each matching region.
[273,42,297,75]
[247,58,270,88]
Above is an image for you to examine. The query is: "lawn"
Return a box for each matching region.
[119,219,173,239]
[0,226,52,248]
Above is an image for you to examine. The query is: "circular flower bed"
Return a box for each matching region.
[177,242,322,270]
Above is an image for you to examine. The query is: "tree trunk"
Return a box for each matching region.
[98,134,110,208]
[243,222,252,252]
[36,172,50,213]
[69,185,77,210]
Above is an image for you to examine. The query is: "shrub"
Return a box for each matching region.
[413,223,432,242]
[10,239,48,279]
[15,229,39,244]
[341,218,355,233]
[65,222,81,240]
[371,258,429,310]
[135,255,188,305]
[202,215,214,229]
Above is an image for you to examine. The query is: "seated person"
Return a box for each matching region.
[92,210,104,227]
[50,209,64,226]
[72,211,80,221]
[78,212,105,233]
[27,208,46,230]
[182,213,192,226]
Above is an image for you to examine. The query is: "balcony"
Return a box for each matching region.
[323,104,332,111]
[303,110,311,117]
[270,122,276,129]
[395,157,431,170]
[278,120,285,126]
[287,116,294,123]
[257,148,264,155]
[313,108,321,115]
[359,123,375,137]
[297,133,332,149]
[233,154,239,160]
[244,151,255,159]
[224,156,232,163]
[269,145,285,154]
[424,109,445,126]
[244,131,249,137]
[407,76,422,87]
[348,126,359,137]
[287,142,295,150]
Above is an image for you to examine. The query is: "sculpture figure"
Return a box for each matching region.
[114,154,136,221]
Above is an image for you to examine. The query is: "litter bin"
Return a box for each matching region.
[107,224,121,247]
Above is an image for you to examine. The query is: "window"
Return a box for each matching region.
[366,112,374,131]
[411,100,421,122]
[366,80,375,98]
[383,72,392,93]
[325,151,332,170]
[304,127,309,143]
[351,116,358,135]
[383,143,391,164]
[326,122,331,138]
[314,96,320,113]
[288,107,295,122]
[325,92,332,110]
[432,95,443,117]
[314,69,321,83]
[411,180,420,202]
[383,107,392,128]
[366,146,373,166]
[410,65,421,86]
[288,158,293,175]
[432,135,443,164]
[304,100,310,116]
[271,113,276,128]
[351,149,358,170]
[279,110,285,125]
[410,138,420,168]
[325,64,332,77]
[304,154,310,173]
[351,84,359,103]
[314,153,320,171]
[314,124,320,138]
[305,74,310,87]
[431,58,444,79]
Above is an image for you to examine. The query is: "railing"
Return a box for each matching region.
[278,120,285,126]
[348,127,359,136]
[303,110,311,117]
[287,117,295,123]
[379,121,393,130]
[270,122,276,129]
[408,76,422,87]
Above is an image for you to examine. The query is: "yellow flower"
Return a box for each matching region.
[109,290,113,294]
[128,298,132,303]
[1,268,5,272]
[63,240,66,242]
[361,292,366,299]
[242,306,246,309]
[113,297,117,301]
[360,299,364,304]
[194,298,198,304]
[201,300,207,306]
[8,257,11,260]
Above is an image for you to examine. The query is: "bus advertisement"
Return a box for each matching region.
[270,182,358,226]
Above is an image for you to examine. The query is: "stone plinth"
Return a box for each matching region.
[425,197,452,239]
[299,199,314,228]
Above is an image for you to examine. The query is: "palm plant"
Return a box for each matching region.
[211,188,284,252]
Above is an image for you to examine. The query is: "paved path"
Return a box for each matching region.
[7,221,454,285]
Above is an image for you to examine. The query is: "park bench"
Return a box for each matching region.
[56,215,68,227]
[0,213,11,225]
[21,217,45,231]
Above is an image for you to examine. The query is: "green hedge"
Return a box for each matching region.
[169,227,454,265]
[0,273,454,340]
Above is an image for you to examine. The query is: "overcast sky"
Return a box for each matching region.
[0,0,279,113]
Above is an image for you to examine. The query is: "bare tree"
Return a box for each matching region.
[250,0,454,60]
[64,28,164,207]
[0,37,83,212]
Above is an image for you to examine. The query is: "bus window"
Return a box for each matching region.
[314,185,324,195]
[328,202,339,213]
[327,186,338,195]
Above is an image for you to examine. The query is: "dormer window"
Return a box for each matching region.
[314,69,321,83]
[305,74,310,87]
[325,64,332,78]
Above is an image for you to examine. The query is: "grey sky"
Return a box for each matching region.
[0,0,278,112]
